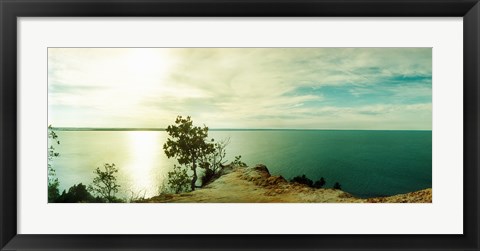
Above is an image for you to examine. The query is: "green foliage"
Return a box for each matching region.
[209,138,229,173]
[167,164,191,194]
[48,125,61,202]
[231,155,247,167]
[333,182,342,190]
[291,174,313,187]
[48,125,60,153]
[163,116,215,191]
[313,177,326,188]
[291,175,327,189]
[88,163,121,202]
[48,177,60,203]
[201,138,230,186]
[56,183,104,203]
[200,167,216,187]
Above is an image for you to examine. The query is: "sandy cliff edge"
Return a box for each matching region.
[141,164,432,203]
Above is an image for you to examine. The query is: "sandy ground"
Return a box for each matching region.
[141,165,432,203]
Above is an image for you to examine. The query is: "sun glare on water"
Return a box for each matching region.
[125,131,161,198]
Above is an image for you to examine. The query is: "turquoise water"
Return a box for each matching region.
[50,130,432,199]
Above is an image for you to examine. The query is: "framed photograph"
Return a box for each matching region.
[1,0,479,250]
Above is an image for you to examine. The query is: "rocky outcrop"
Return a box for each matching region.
[252,164,270,175]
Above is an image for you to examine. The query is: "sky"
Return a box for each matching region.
[48,48,432,130]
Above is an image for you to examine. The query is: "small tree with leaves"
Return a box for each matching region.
[201,138,230,186]
[88,163,121,202]
[231,155,247,167]
[210,137,230,174]
[167,165,191,194]
[163,116,215,191]
[48,125,61,202]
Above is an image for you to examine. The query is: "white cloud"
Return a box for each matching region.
[48,48,432,129]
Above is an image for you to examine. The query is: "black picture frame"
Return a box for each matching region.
[1,0,479,250]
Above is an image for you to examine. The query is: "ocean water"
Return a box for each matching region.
[50,130,432,199]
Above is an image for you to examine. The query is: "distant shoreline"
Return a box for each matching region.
[51,127,433,132]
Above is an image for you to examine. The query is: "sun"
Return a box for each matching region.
[125,48,171,80]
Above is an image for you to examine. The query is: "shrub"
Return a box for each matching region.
[313,177,326,188]
[200,138,231,187]
[48,173,60,203]
[291,175,330,189]
[231,155,247,167]
[290,174,314,187]
[88,163,121,202]
[333,182,342,190]
[56,183,104,203]
[167,164,191,194]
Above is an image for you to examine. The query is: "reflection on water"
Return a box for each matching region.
[125,132,161,198]
[52,131,176,198]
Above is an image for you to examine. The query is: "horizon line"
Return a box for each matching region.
[50,127,432,132]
